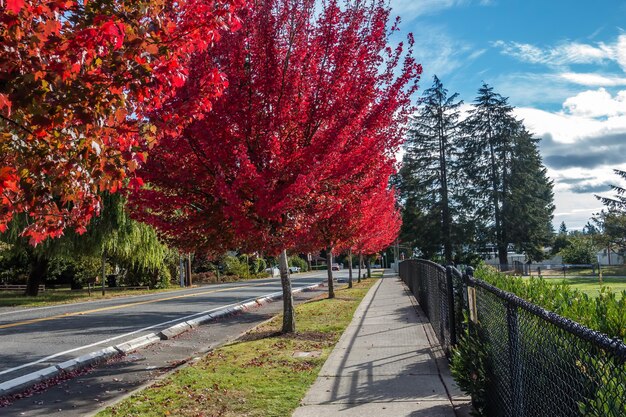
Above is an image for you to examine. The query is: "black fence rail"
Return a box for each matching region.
[399,259,626,417]
[492,262,599,277]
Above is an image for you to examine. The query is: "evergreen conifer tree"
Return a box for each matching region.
[460,83,517,266]
[597,170,626,210]
[398,76,462,263]
[460,84,554,266]
[503,128,554,261]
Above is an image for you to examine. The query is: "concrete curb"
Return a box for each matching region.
[0,282,323,399]
[0,366,59,397]
[115,333,162,354]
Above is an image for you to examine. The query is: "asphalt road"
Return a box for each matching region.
[0,270,347,385]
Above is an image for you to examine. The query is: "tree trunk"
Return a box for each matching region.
[348,249,353,288]
[101,253,106,296]
[498,245,509,271]
[487,127,509,270]
[25,256,48,297]
[366,257,371,278]
[358,252,362,283]
[179,254,185,287]
[326,248,335,298]
[279,249,296,333]
[151,269,159,288]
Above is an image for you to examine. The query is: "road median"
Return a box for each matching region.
[97,278,378,417]
[0,282,324,400]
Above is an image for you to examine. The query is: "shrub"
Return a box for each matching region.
[250,257,267,274]
[48,256,100,289]
[475,266,626,339]
[452,266,626,416]
[450,322,488,417]
[559,235,596,264]
[224,255,248,277]
[288,255,308,272]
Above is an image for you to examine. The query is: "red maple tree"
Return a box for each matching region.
[0,0,245,244]
[304,157,398,295]
[133,0,420,332]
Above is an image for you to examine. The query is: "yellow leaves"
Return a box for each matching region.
[145,43,159,55]
[128,159,138,172]
[114,108,127,124]
[40,79,50,93]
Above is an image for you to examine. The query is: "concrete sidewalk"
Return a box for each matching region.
[293,273,471,417]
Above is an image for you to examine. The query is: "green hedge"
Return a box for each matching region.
[288,255,308,272]
[475,266,626,339]
[451,266,626,416]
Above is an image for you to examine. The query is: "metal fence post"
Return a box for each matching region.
[507,302,524,416]
[465,267,478,324]
[446,266,457,347]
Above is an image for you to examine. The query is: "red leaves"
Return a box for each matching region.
[128,177,144,190]
[132,0,417,256]
[0,167,19,193]
[0,94,11,116]
[98,19,125,49]
[6,0,24,14]
[0,0,246,244]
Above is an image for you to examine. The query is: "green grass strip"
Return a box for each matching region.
[98,279,378,417]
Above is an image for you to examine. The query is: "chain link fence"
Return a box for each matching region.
[399,259,464,355]
[399,259,626,416]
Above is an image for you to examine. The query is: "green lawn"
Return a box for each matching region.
[98,279,378,417]
[530,264,626,278]
[518,274,626,298]
[555,276,626,298]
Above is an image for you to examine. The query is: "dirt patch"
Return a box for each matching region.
[238,329,282,343]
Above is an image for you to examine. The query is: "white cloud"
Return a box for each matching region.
[492,73,580,107]
[515,107,605,143]
[558,72,626,87]
[410,26,480,78]
[512,91,626,228]
[390,0,492,18]
[617,34,626,71]
[493,34,626,71]
[563,88,626,118]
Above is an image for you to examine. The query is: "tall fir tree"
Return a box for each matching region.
[398,76,463,263]
[461,84,554,266]
[460,83,518,266]
[597,169,626,210]
[594,169,626,256]
[503,128,554,261]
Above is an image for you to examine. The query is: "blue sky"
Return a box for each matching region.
[390,0,626,229]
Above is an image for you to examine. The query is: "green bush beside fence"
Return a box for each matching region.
[450,265,626,417]
[475,266,626,339]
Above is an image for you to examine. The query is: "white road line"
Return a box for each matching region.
[0,283,319,378]
[0,276,322,317]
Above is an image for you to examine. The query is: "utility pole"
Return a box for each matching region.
[186,253,192,286]
[394,240,400,272]
[179,254,185,287]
